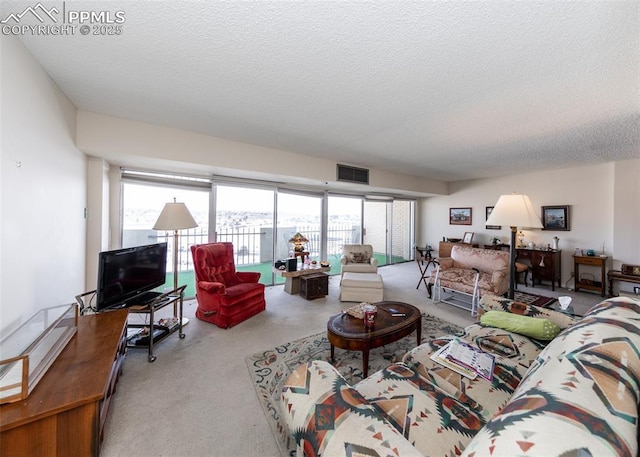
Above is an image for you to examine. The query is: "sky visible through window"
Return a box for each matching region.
[123,183,362,230]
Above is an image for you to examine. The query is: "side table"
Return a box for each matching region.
[300,273,329,300]
[574,255,607,297]
[273,265,331,294]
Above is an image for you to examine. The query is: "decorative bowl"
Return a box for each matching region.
[446,238,461,243]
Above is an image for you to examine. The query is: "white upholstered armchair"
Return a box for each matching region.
[340,244,378,275]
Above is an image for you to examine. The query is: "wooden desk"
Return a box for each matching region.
[574,255,607,296]
[1,309,128,457]
[516,248,561,291]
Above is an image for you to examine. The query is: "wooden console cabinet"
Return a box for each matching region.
[0,309,128,457]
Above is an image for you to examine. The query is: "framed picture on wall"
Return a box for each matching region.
[485,206,501,230]
[542,205,570,231]
[450,207,472,225]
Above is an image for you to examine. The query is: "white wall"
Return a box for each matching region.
[418,160,640,291]
[613,160,640,267]
[85,157,110,292]
[76,111,449,197]
[0,36,86,333]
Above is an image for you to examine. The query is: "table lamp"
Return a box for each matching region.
[485,194,542,299]
[153,198,198,323]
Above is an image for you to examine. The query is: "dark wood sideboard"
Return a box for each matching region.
[0,309,128,457]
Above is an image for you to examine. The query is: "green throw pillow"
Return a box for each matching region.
[481,310,560,341]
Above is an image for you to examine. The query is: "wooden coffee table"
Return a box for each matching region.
[327,301,421,377]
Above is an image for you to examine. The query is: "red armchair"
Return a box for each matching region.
[191,242,266,328]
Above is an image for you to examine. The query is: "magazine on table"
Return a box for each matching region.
[431,338,495,381]
[446,338,495,381]
[430,343,477,379]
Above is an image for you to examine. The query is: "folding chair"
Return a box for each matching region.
[415,246,433,290]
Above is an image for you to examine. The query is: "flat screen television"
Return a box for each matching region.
[96,242,168,311]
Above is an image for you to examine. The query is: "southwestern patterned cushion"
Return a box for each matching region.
[355,363,486,456]
[281,360,422,456]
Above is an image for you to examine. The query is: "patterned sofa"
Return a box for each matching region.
[280,295,640,457]
[429,245,510,315]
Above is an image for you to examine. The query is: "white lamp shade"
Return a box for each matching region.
[152,202,198,231]
[485,194,543,229]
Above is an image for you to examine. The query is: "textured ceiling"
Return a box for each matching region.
[4,1,640,182]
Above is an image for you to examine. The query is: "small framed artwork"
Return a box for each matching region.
[485,206,501,230]
[450,207,472,225]
[542,205,570,231]
[462,232,474,244]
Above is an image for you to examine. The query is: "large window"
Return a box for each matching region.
[327,195,362,273]
[275,191,323,284]
[214,184,275,285]
[119,171,416,296]
[121,181,209,297]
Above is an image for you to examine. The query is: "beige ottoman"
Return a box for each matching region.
[340,272,384,302]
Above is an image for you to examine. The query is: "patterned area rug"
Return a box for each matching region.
[514,290,557,308]
[245,313,463,457]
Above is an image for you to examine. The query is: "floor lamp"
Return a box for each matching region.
[485,194,542,299]
[153,198,198,324]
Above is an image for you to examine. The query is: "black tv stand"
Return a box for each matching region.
[76,286,186,362]
[125,285,186,362]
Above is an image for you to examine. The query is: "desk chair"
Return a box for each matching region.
[515,262,531,288]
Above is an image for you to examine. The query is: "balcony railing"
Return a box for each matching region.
[128,224,359,275]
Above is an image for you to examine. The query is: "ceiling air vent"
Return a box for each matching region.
[336,164,369,185]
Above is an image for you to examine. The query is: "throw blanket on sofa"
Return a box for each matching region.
[281,296,640,457]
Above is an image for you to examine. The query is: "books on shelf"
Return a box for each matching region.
[430,338,495,381]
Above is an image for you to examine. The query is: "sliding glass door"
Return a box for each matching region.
[391,200,416,262]
[363,199,415,266]
[363,200,389,266]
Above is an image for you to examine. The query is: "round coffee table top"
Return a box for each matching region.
[327,301,420,342]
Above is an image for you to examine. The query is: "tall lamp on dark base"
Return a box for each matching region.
[153,198,198,325]
[485,194,542,299]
